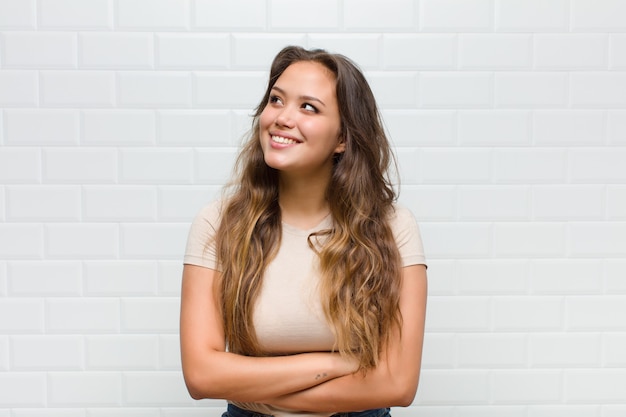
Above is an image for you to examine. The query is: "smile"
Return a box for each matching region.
[271,135,300,145]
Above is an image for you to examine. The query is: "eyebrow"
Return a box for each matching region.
[271,86,326,107]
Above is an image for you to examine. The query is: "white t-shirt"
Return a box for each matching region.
[183,200,427,416]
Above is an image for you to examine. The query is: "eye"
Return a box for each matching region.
[302,103,318,113]
[269,95,283,105]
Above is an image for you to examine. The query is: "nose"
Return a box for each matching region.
[275,106,296,128]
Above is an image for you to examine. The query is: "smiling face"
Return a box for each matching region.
[258,60,344,179]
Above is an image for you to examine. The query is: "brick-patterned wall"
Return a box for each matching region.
[1,0,625,415]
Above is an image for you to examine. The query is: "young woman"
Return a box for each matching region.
[180,46,427,417]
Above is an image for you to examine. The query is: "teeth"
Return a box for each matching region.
[272,135,298,144]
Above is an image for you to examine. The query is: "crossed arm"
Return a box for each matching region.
[179,263,427,412]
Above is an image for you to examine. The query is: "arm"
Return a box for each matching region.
[179,264,358,402]
[263,264,428,412]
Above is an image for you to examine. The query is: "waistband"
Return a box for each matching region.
[226,403,390,417]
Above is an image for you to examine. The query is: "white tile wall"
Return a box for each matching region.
[116,0,189,30]
[193,0,266,30]
[47,372,122,406]
[605,260,626,293]
[459,34,532,70]
[344,0,418,31]
[608,111,626,144]
[530,259,603,294]
[383,34,454,70]
[533,110,605,146]
[495,73,568,108]
[83,261,157,295]
[232,34,308,69]
[11,335,84,370]
[571,0,626,31]
[117,72,191,107]
[610,35,626,69]
[1,0,625,415]
[2,32,78,68]
[564,370,626,402]
[458,110,531,145]
[5,110,80,145]
[0,372,47,406]
[0,224,44,259]
[529,333,600,367]
[491,370,562,403]
[417,370,490,404]
[419,73,492,108]
[271,0,340,31]
[457,333,527,368]
[79,32,154,69]
[0,0,36,29]
[8,261,82,295]
[0,262,6,296]
[457,259,529,294]
[0,71,39,106]
[45,298,121,333]
[82,110,155,145]
[85,335,159,370]
[494,0,569,32]
[0,299,44,333]
[40,71,116,107]
[534,34,608,70]
[571,72,626,107]
[38,0,112,30]
[0,336,8,371]
[420,0,492,32]
[157,34,230,69]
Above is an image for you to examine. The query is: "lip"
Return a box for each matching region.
[269,131,302,148]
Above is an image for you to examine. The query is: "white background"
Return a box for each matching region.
[1,0,626,416]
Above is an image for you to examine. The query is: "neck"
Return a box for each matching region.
[278,172,331,227]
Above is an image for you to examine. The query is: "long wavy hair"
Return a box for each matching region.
[214,46,402,370]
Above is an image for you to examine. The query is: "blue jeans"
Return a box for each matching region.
[223,403,391,417]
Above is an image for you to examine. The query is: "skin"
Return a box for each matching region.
[259,61,345,228]
[179,60,428,412]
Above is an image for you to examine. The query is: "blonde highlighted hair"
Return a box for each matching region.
[215,46,402,370]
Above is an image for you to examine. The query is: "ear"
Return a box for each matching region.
[334,135,346,154]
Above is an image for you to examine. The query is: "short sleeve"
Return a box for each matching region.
[183,201,222,270]
[389,205,427,268]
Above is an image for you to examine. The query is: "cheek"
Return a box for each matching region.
[299,119,334,138]
[315,120,341,142]
[258,108,273,129]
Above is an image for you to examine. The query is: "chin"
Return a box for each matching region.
[263,155,287,171]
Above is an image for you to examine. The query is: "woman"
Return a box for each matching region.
[180,46,427,417]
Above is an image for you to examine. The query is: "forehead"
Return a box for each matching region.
[274,61,337,96]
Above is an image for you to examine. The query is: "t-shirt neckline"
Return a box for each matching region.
[281,213,333,235]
